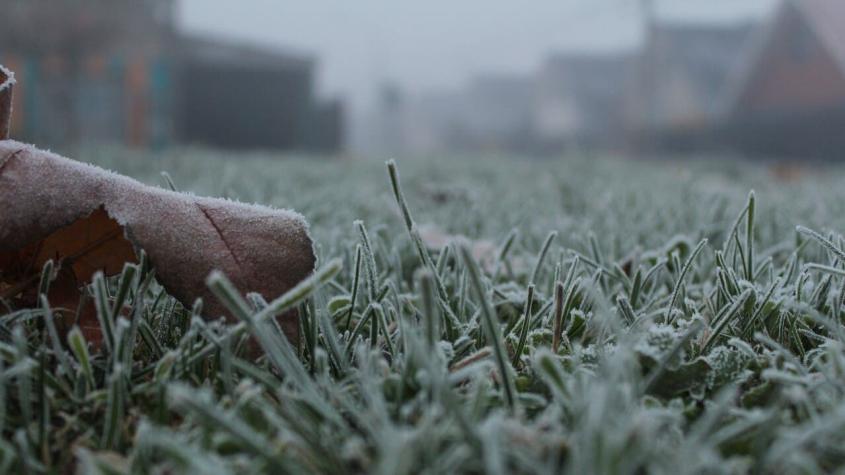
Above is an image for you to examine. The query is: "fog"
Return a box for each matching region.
[7,0,844,160]
[181,0,776,109]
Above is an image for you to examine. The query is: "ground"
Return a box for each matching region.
[3,149,845,474]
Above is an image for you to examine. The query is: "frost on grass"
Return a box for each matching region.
[0,140,314,338]
[704,344,754,390]
[4,150,845,473]
[635,324,687,364]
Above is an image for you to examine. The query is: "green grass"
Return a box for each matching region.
[4,148,845,473]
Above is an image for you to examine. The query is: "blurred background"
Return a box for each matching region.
[1,0,844,161]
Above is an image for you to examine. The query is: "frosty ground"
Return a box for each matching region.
[4,149,845,474]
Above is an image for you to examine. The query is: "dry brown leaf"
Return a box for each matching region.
[0,65,12,140]
[0,140,315,345]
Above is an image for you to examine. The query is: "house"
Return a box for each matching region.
[725,0,845,159]
[625,20,755,151]
[0,0,343,152]
[533,52,633,153]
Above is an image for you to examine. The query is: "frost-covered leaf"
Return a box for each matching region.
[0,140,315,344]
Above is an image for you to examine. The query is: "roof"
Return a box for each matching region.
[793,0,845,74]
[723,0,845,115]
[178,34,313,72]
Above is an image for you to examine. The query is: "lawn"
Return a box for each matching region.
[4,148,845,474]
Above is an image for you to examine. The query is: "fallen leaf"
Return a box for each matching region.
[0,64,12,140]
[0,140,315,346]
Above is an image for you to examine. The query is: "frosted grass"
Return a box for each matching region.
[3,148,845,473]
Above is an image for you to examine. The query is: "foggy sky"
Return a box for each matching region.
[180,0,777,109]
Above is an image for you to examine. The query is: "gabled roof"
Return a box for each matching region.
[795,0,845,75]
[723,0,845,116]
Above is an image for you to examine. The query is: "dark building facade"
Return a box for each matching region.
[175,36,317,150]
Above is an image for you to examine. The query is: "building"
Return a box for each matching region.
[0,0,176,147]
[0,0,343,152]
[725,0,845,159]
[533,52,633,153]
[174,35,317,150]
[625,20,755,151]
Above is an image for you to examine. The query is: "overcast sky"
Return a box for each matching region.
[180,0,778,110]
